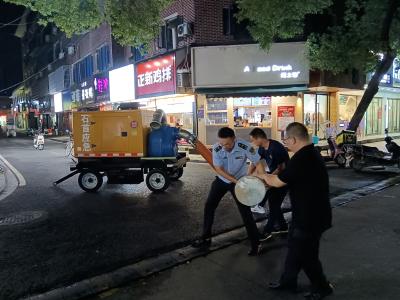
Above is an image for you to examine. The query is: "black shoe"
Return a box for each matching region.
[247,244,263,256]
[304,283,334,300]
[268,282,298,293]
[259,231,273,242]
[273,228,289,235]
[191,239,211,249]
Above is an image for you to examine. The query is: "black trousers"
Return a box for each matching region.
[202,177,260,247]
[261,187,288,232]
[280,227,330,291]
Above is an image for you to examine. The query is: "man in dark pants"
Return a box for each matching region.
[192,127,264,255]
[248,128,289,240]
[260,122,333,300]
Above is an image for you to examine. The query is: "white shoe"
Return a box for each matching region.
[251,205,266,214]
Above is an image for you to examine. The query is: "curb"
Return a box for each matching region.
[22,175,400,300]
[48,138,69,144]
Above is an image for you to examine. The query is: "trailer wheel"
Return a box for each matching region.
[334,154,346,168]
[350,158,363,172]
[78,170,103,193]
[169,168,184,181]
[146,169,170,192]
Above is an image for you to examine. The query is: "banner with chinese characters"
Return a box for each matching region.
[94,73,110,103]
[135,54,176,98]
[277,106,295,131]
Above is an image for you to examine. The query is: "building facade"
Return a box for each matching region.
[11,1,400,144]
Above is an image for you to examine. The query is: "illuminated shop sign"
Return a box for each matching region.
[192,43,309,88]
[109,64,135,103]
[135,54,176,98]
[243,64,301,79]
[94,73,110,102]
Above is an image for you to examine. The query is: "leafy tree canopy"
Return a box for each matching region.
[237,0,400,130]
[237,0,400,73]
[4,0,173,47]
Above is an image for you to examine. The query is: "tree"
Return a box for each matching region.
[4,0,173,47]
[237,0,400,131]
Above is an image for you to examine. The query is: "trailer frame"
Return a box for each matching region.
[53,152,189,193]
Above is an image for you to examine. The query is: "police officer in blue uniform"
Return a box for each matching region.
[192,127,264,255]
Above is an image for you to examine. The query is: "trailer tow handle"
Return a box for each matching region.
[53,170,80,186]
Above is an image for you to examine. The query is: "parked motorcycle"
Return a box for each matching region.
[317,136,347,167]
[316,129,356,168]
[33,132,45,150]
[350,129,400,171]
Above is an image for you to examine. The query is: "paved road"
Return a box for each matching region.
[0,137,396,299]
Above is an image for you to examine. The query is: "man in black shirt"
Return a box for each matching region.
[260,122,333,300]
[249,128,289,240]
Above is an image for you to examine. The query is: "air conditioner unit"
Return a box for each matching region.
[177,23,191,38]
[177,69,191,87]
[58,51,65,59]
[67,46,75,55]
[48,64,52,71]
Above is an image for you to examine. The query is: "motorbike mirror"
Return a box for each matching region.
[385,128,388,134]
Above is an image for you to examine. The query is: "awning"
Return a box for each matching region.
[195,85,309,97]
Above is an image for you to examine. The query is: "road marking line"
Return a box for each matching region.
[0,154,26,187]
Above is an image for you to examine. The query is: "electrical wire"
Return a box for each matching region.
[0,15,24,29]
[0,22,36,27]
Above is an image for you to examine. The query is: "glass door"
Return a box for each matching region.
[365,98,383,135]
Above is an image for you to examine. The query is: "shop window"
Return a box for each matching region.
[233,97,272,127]
[338,95,359,127]
[158,16,182,50]
[303,94,329,138]
[223,5,252,40]
[387,98,400,133]
[206,98,228,125]
[73,55,94,84]
[365,98,383,136]
[132,45,146,62]
[96,45,110,72]
[223,6,235,35]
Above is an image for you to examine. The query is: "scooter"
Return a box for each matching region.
[317,136,347,167]
[33,132,45,150]
[350,129,400,171]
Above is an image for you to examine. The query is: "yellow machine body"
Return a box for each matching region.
[72,110,154,158]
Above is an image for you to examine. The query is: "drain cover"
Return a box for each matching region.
[0,211,46,226]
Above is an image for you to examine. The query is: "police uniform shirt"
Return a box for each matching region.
[213,139,261,184]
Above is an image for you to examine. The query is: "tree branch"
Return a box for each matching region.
[347,0,400,131]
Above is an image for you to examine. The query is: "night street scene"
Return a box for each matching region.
[0,0,400,300]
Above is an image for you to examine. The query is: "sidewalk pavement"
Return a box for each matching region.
[88,183,400,300]
[48,136,70,143]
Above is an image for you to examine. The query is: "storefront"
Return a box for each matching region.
[336,80,400,140]
[192,42,309,144]
[134,52,195,133]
